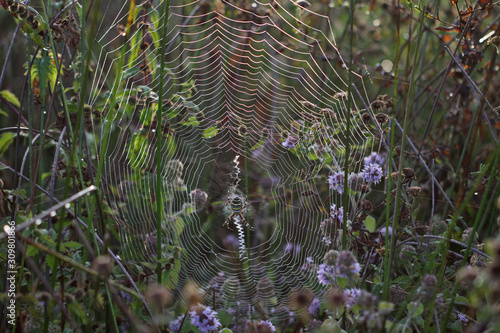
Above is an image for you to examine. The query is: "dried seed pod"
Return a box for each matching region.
[360,199,374,211]
[403,167,415,179]
[361,112,371,123]
[375,113,389,123]
[406,186,422,196]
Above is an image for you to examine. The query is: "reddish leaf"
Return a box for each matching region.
[450,0,457,5]
[443,35,453,42]
[436,25,461,33]
[459,6,473,18]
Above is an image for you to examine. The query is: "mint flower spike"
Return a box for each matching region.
[189,303,221,333]
[328,171,345,194]
[363,152,385,167]
[317,263,336,285]
[361,163,383,184]
[330,204,344,222]
[336,250,361,280]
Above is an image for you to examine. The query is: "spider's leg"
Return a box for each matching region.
[240,213,254,231]
[223,213,235,230]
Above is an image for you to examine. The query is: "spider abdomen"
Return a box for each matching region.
[230,197,243,211]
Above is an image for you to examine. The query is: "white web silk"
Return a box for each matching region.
[86,0,376,324]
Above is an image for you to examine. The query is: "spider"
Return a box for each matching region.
[223,189,254,231]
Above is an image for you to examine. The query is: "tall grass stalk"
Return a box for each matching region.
[156,0,171,283]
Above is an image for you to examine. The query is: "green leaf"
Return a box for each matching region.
[26,245,39,257]
[219,310,233,326]
[174,217,184,237]
[378,301,394,314]
[181,116,200,127]
[25,51,60,93]
[203,126,218,138]
[182,203,196,215]
[45,254,57,271]
[407,301,424,318]
[68,302,87,323]
[251,137,265,150]
[0,133,16,158]
[0,108,8,118]
[455,295,469,305]
[0,90,21,108]
[392,276,412,288]
[307,150,319,160]
[63,241,83,250]
[122,66,142,80]
[363,215,376,233]
[10,189,28,200]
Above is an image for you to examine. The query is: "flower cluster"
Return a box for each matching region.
[327,153,385,193]
[317,250,361,285]
[330,204,344,222]
[363,152,385,168]
[317,263,336,285]
[169,314,184,332]
[336,250,361,280]
[343,288,362,308]
[308,298,321,316]
[328,171,345,194]
[168,303,221,333]
[362,163,383,184]
[247,319,277,332]
[282,135,299,149]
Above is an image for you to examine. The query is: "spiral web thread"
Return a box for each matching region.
[87,0,378,326]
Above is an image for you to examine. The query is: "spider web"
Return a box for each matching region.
[87,0,378,326]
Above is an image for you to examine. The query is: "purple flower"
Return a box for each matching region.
[260,320,276,332]
[328,171,345,194]
[362,163,383,184]
[380,226,392,238]
[169,314,185,332]
[308,298,321,316]
[336,251,361,279]
[223,234,239,248]
[364,152,385,168]
[282,135,299,149]
[344,288,362,308]
[284,242,301,255]
[189,304,221,333]
[457,313,468,324]
[330,204,344,222]
[317,263,336,285]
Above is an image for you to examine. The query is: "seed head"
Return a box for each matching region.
[402,167,415,179]
[91,255,113,278]
[326,288,345,309]
[406,186,422,196]
[375,113,389,123]
[360,199,374,211]
[146,284,172,308]
[289,289,314,310]
[324,250,339,266]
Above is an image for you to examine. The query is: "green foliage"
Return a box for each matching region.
[0,0,499,332]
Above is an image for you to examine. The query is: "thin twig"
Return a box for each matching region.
[0,23,21,89]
